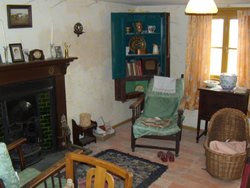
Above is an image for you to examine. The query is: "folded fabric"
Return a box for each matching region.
[141,117,171,128]
[209,140,246,155]
[153,76,176,94]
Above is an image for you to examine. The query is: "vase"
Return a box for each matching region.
[220,73,237,90]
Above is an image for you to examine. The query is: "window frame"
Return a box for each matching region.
[210,8,238,80]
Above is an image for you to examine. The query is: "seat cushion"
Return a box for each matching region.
[133,115,181,138]
[18,167,41,187]
[0,143,20,188]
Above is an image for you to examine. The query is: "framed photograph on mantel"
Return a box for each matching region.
[7,5,32,28]
[9,43,25,63]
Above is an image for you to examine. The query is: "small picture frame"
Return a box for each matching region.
[54,46,63,58]
[142,58,158,76]
[9,43,25,63]
[7,5,32,28]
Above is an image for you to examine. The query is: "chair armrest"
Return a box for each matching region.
[129,95,144,110]
[7,138,27,170]
[22,159,66,188]
[177,96,186,127]
[178,97,186,115]
[129,95,145,124]
[23,149,83,188]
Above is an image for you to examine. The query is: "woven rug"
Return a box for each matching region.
[74,149,167,188]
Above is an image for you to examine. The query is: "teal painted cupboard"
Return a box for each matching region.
[111,12,170,101]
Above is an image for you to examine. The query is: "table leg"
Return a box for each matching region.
[196,118,201,143]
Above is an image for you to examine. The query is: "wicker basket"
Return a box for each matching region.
[203,108,249,180]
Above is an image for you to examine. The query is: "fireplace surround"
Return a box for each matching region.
[0,57,77,151]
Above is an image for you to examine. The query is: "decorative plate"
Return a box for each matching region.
[129,36,146,53]
[135,85,144,92]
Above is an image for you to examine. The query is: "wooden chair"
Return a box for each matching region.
[130,76,185,156]
[0,138,71,188]
[65,152,133,188]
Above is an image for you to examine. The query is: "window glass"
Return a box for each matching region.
[210,9,238,78]
[229,19,238,48]
[211,19,224,47]
[210,48,222,75]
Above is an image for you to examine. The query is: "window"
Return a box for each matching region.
[210,9,238,78]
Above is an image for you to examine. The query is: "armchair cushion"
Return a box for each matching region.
[0,143,20,188]
[143,78,184,119]
[133,115,181,138]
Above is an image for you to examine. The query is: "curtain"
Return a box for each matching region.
[184,16,212,109]
[237,10,250,88]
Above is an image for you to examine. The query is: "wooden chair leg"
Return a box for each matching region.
[131,126,135,152]
[175,133,181,157]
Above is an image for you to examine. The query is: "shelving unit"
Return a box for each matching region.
[72,119,97,146]
[111,12,170,102]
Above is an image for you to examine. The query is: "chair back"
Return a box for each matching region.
[65,152,133,188]
[142,77,184,119]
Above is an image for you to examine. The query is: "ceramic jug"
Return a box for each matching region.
[134,21,143,33]
[152,44,159,54]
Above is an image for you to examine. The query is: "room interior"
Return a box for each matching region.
[0,0,250,187]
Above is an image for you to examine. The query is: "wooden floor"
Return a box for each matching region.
[87,122,241,188]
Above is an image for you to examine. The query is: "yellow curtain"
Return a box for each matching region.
[237,10,250,88]
[184,16,212,109]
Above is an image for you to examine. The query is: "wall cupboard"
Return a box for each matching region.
[111,12,170,101]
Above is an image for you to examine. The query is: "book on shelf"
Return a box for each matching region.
[126,59,143,77]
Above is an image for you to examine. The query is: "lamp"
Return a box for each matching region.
[185,0,218,14]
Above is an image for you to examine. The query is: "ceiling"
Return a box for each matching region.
[99,0,250,6]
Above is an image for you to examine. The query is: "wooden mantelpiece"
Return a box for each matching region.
[0,57,77,150]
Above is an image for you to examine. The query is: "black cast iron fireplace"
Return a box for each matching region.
[0,57,77,168]
[0,78,56,167]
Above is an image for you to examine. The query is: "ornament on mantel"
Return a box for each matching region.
[74,22,85,37]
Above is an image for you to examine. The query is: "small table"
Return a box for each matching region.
[72,119,97,146]
[196,87,249,143]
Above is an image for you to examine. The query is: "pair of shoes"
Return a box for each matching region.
[157,151,168,162]
[157,151,175,162]
[167,151,175,162]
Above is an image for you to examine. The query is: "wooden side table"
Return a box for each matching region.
[196,87,249,143]
[72,119,97,146]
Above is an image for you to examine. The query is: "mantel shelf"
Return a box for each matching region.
[0,57,78,86]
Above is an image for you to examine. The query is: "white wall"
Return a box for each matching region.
[0,0,135,130]
[1,1,249,131]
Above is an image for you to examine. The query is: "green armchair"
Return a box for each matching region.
[130,76,185,156]
[0,138,67,188]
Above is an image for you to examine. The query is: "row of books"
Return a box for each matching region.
[126,60,143,76]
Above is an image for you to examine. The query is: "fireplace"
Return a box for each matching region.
[0,57,77,154]
[1,78,56,151]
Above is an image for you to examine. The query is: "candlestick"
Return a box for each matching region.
[50,23,54,44]
[0,20,7,46]
[3,46,8,63]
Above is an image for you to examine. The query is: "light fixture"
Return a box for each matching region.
[185,0,218,14]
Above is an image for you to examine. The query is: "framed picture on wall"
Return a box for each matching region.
[7,5,32,28]
[9,43,25,63]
